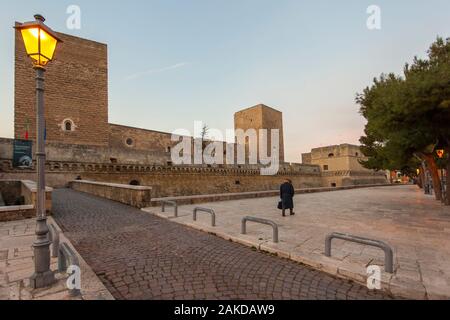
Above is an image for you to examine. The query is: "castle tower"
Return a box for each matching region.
[14,26,109,146]
[234,104,285,163]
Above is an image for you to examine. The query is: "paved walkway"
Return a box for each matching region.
[52,189,392,300]
[0,218,113,300]
[145,185,450,299]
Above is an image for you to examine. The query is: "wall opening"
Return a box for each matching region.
[126,138,134,146]
[130,180,140,186]
[62,119,75,132]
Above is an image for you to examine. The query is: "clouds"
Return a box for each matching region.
[125,62,188,81]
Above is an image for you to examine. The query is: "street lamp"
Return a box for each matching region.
[436,149,446,203]
[14,15,62,289]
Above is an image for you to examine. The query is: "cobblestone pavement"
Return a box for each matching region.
[52,189,393,300]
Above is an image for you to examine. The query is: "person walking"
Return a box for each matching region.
[280,179,295,217]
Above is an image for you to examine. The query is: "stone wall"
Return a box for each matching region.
[321,171,388,188]
[70,180,152,208]
[0,205,35,222]
[0,180,21,205]
[0,180,52,222]
[14,28,109,146]
[0,138,168,166]
[0,158,322,198]
[109,124,175,156]
[21,180,53,213]
[234,104,285,163]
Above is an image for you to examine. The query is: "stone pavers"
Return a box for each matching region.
[52,189,393,300]
[143,185,450,299]
[0,218,113,300]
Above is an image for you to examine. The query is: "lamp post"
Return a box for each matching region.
[14,14,62,289]
[437,149,446,203]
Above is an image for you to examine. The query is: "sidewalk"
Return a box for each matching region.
[0,217,113,300]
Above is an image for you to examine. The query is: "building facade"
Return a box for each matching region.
[302,144,388,187]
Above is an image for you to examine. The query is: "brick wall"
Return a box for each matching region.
[14,28,109,146]
[109,124,175,155]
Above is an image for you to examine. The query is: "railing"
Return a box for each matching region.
[48,223,60,258]
[58,243,81,296]
[161,200,178,217]
[193,207,216,227]
[325,232,394,273]
[241,216,279,243]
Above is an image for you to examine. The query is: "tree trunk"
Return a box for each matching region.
[417,169,424,189]
[446,148,450,206]
[423,154,442,201]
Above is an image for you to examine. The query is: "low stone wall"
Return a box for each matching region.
[0,180,52,222]
[70,180,152,208]
[150,184,394,207]
[0,180,22,205]
[21,180,53,213]
[0,205,35,222]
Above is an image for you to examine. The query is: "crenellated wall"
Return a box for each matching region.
[0,156,322,198]
[0,137,389,197]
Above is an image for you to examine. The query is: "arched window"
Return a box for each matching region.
[129,180,140,186]
[328,153,335,158]
[61,119,75,132]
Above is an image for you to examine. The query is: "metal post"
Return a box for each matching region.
[30,66,55,289]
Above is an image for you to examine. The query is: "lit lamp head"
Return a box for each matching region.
[436,149,445,159]
[14,14,62,68]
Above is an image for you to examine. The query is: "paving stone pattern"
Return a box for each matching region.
[52,189,393,300]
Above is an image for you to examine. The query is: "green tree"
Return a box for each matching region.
[357,37,450,204]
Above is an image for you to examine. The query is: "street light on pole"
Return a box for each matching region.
[14,14,62,289]
[437,149,446,203]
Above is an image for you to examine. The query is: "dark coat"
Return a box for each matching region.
[280,182,295,209]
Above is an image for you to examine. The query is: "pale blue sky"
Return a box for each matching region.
[1,1,449,162]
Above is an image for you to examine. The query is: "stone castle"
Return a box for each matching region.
[0,29,387,197]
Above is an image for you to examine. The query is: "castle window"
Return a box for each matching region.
[328,153,335,158]
[331,183,337,187]
[355,152,359,157]
[126,138,134,146]
[323,165,329,171]
[61,119,75,132]
[167,146,171,153]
